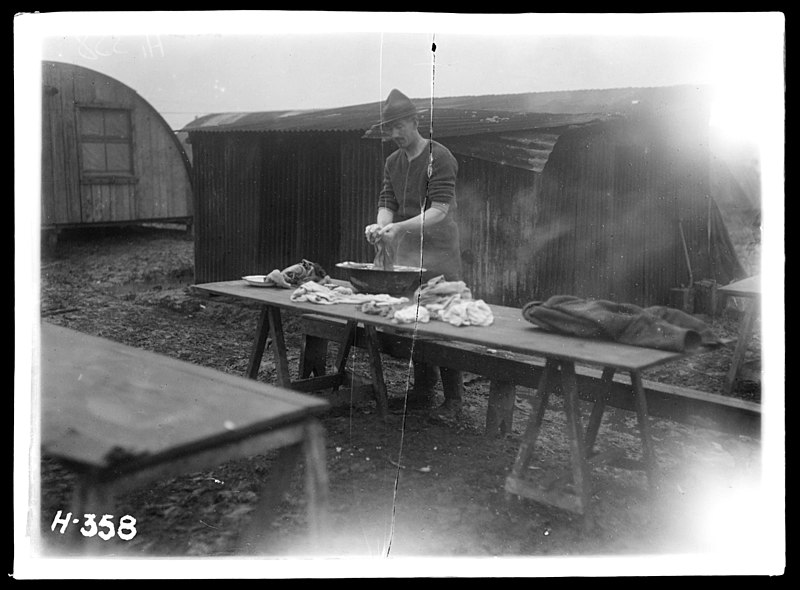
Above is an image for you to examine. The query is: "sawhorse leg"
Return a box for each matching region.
[363,325,389,420]
[584,367,616,453]
[505,359,594,529]
[507,359,556,478]
[631,370,658,491]
[724,298,758,395]
[561,361,594,529]
[247,307,271,380]
[246,305,293,388]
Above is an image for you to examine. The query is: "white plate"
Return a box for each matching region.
[242,275,272,287]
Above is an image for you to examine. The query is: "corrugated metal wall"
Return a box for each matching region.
[337,134,385,275]
[532,120,725,306]
[455,156,541,305]
[193,132,342,283]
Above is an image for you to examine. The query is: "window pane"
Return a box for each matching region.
[81,143,106,171]
[79,110,104,136]
[104,111,131,138]
[106,144,131,172]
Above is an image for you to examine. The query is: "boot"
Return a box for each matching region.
[406,362,439,408]
[435,367,464,417]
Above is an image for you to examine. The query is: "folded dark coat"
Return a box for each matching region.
[521,295,719,352]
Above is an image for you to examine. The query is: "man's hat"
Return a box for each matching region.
[380,89,422,126]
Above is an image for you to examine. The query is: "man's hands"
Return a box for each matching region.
[365,222,408,244]
[364,223,383,244]
[378,222,406,243]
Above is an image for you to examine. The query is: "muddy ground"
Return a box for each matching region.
[32,226,777,576]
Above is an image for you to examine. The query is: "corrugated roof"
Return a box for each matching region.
[183,85,709,172]
[444,130,561,173]
[185,103,381,133]
[183,84,709,135]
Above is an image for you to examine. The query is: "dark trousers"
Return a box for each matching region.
[413,362,463,401]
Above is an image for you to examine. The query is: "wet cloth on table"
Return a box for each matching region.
[260,259,329,288]
[290,281,409,306]
[358,275,493,327]
[521,295,720,352]
[414,275,493,327]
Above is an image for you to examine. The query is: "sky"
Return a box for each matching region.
[15,11,785,138]
[13,11,786,578]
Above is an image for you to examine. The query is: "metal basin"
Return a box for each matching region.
[336,262,425,297]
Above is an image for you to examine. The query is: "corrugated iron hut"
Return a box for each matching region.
[41,61,193,234]
[184,85,744,307]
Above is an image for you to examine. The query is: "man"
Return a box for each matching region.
[364,88,464,416]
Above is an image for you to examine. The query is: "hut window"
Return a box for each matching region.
[78,108,133,177]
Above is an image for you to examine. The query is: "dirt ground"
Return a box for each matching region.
[32,226,777,575]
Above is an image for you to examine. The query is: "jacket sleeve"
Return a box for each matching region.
[426,147,458,205]
[377,160,399,212]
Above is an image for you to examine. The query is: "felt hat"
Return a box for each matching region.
[380,89,420,126]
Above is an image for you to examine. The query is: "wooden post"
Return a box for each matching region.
[486,380,516,437]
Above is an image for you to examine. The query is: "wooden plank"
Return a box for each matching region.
[504,475,584,514]
[718,275,760,298]
[102,424,308,486]
[41,79,60,225]
[41,324,329,469]
[287,374,345,393]
[62,67,83,223]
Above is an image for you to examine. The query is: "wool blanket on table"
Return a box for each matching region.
[522,295,720,352]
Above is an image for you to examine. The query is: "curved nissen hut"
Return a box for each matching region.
[41,61,193,232]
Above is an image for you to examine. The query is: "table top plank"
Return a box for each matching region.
[193,281,686,372]
[40,323,329,469]
[718,275,760,298]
